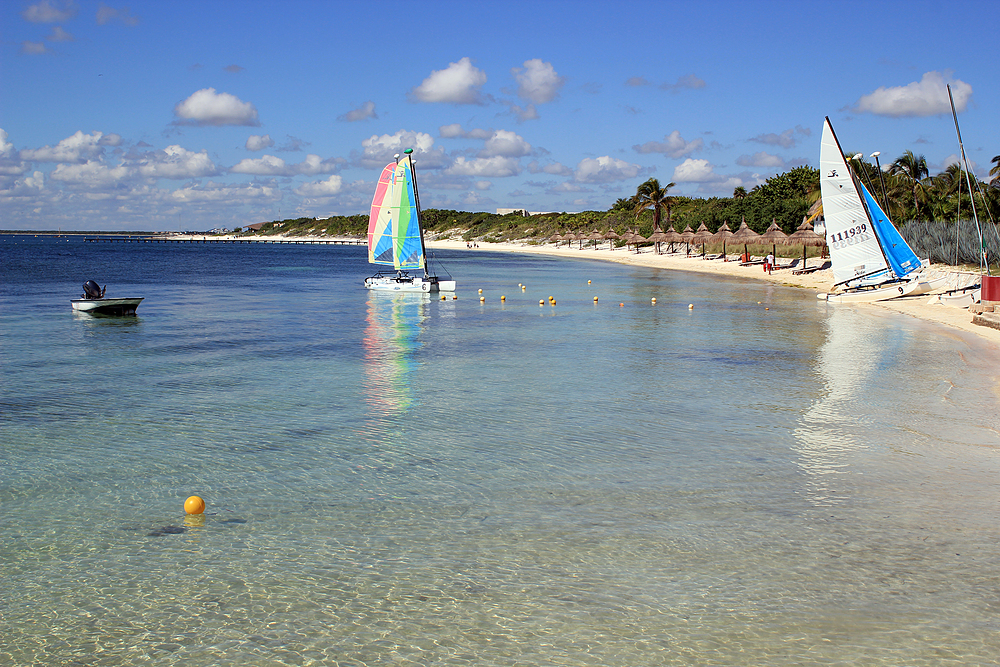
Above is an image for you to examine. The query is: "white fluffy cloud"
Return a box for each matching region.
[246,134,274,151]
[446,156,521,178]
[672,158,716,182]
[173,88,260,127]
[574,156,643,184]
[294,174,343,197]
[21,131,114,163]
[512,59,564,104]
[409,57,487,104]
[134,145,217,179]
[359,130,446,169]
[633,130,703,158]
[230,154,334,176]
[50,160,130,188]
[0,129,30,176]
[480,130,532,158]
[854,71,972,117]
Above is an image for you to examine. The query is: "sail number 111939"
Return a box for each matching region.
[829,223,869,246]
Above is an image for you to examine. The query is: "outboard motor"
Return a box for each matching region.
[82,280,106,299]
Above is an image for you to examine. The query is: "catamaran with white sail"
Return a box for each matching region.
[365,149,456,293]
[817,117,940,303]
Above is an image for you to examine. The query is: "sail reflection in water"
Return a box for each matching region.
[361,292,428,419]
[793,306,894,506]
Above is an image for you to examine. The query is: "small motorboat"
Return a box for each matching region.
[71,280,144,316]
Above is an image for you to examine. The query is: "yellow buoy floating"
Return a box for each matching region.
[619,302,624,307]
[478,288,483,294]
[441,294,446,300]
[453,294,457,299]
[651,297,656,304]
[688,304,694,310]
[480,296,485,302]
[539,299,544,306]
[550,299,556,306]
[587,280,591,284]
[184,495,205,515]
[594,296,598,302]
[501,295,506,301]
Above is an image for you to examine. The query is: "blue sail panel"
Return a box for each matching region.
[859,181,921,279]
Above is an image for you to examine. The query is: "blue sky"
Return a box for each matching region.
[2,0,997,231]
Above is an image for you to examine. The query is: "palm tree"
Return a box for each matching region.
[633,178,676,233]
[889,150,930,217]
[633,178,676,255]
[990,154,1000,186]
[732,186,747,200]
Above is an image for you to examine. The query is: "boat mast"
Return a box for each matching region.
[403,148,430,278]
[947,85,987,276]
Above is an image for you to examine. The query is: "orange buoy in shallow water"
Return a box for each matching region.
[184,495,205,515]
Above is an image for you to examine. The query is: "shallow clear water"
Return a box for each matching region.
[2,235,999,665]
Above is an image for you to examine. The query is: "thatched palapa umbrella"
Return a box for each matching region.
[626,231,647,253]
[759,219,789,263]
[662,225,682,253]
[786,217,826,270]
[730,217,761,260]
[586,230,605,250]
[690,222,712,258]
[549,232,565,247]
[604,229,620,251]
[679,224,695,255]
[709,221,734,260]
[646,230,669,255]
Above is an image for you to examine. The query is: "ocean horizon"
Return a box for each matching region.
[2,234,999,666]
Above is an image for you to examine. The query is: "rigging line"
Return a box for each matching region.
[948,84,986,275]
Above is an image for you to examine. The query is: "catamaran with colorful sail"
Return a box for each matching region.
[365,149,456,293]
[817,117,939,303]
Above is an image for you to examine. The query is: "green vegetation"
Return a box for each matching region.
[239,159,999,265]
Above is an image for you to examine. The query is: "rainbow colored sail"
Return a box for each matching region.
[367,154,425,271]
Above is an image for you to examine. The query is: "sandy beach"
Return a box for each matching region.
[425,237,1000,347]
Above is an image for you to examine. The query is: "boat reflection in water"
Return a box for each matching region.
[792,305,899,507]
[361,291,428,420]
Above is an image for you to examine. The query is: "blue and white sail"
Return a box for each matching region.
[820,117,923,289]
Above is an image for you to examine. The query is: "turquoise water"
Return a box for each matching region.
[2,235,999,665]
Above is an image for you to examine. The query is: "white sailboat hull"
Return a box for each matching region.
[819,278,922,303]
[364,274,456,292]
[930,287,981,308]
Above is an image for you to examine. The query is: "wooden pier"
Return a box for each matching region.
[84,236,364,245]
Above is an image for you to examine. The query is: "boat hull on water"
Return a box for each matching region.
[365,273,456,292]
[71,297,144,315]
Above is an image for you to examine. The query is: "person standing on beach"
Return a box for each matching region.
[766,252,774,274]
